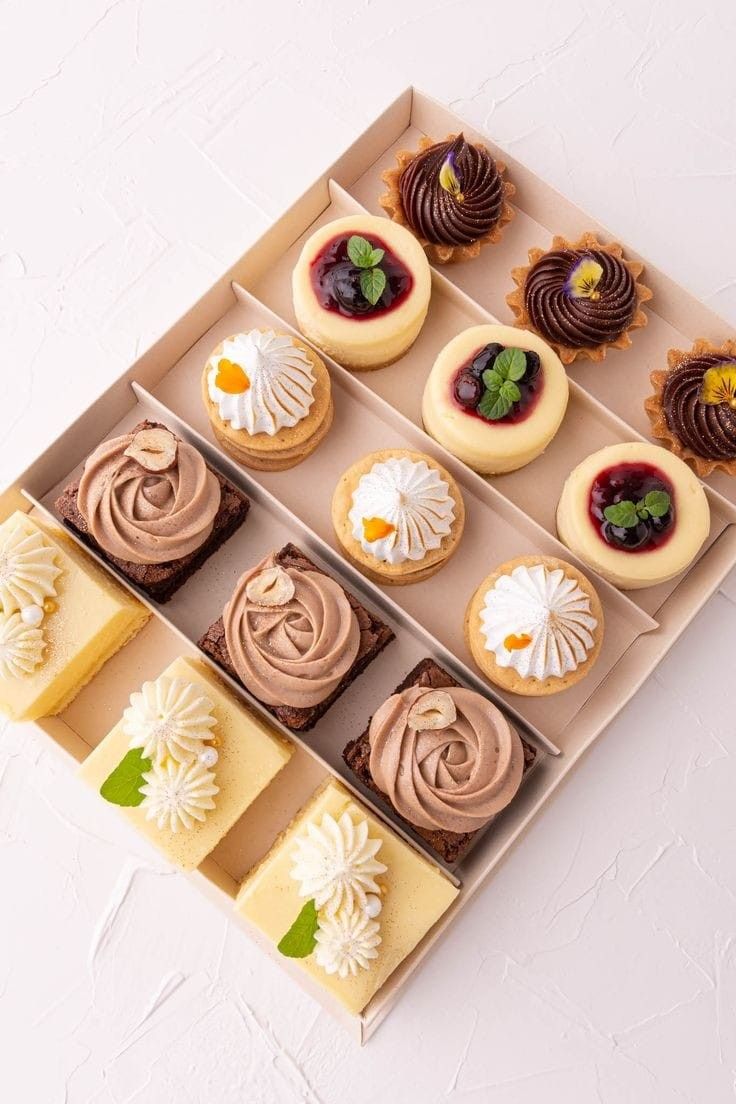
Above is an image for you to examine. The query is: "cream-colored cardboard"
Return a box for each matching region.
[3,87,736,1043]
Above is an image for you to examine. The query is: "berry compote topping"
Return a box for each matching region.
[309,232,413,319]
[451,343,544,425]
[589,462,675,553]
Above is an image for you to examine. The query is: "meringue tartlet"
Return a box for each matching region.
[465,555,604,696]
[202,329,333,471]
[78,655,292,870]
[292,215,431,371]
[331,449,465,585]
[422,324,569,474]
[556,442,710,589]
[235,778,458,1015]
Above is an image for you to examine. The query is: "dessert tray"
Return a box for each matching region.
[4,88,736,1043]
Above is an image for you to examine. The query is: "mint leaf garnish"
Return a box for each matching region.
[478,389,512,420]
[100,747,151,807]
[347,235,374,268]
[494,347,527,382]
[482,368,503,392]
[366,247,385,267]
[643,489,670,518]
[277,899,319,958]
[360,266,386,306]
[603,500,639,529]
[500,380,521,403]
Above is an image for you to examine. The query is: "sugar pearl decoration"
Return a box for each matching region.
[199,746,219,768]
[364,893,382,919]
[21,604,44,627]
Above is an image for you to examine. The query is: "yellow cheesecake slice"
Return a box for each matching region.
[235,778,458,1015]
[0,511,149,721]
[78,655,293,871]
[292,215,432,371]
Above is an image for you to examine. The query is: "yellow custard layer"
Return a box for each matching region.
[0,512,149,721]
[235,778,458,1015]
[78,656,293,870]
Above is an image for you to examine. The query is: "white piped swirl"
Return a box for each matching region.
[348,457,455,564]
[479,563,598,680]
[0,524,61,614]
[207,330,316,436]
[140,757,219,833]
[123,675,218,764]
[0,611,46,679]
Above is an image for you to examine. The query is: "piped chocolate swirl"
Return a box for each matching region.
[524,248,637,349]
[662,354,736,461]
[399,134,504,247]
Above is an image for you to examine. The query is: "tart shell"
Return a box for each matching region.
[380,133,515,265]
[644,338,736,478]
[506,232,653,365]
[464,555,604,696]
[331,448,465,585]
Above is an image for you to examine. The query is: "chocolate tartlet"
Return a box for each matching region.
[507,233,652,364]
[199,544,394,731]
[344,657,537,864]
[645,339,736,477]
[381,133,514,265]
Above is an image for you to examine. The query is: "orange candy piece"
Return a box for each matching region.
[362,517,395,543]
[503,632,532,651]
[215,358,250,394]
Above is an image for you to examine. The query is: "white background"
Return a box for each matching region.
[2,2,736,1101]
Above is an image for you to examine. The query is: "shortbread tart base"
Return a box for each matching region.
[506,232,652,366]
[644,338,736,478]
[331,448,465,586]
[464,554,604,696]
[380,133,515,266]
[202,334,332,470]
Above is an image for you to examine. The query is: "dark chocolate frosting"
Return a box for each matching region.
[524,248,637,349]
[662,354,736,461]
[399,134,504,246]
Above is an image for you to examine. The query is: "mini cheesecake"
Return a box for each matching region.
[556,442,710,590]
[422,324,569,474]
[292,215,432,371]
[235,778,458,1015]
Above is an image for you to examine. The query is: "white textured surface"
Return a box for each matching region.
[2,2,736,1100]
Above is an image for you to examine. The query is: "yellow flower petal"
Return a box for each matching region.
[566,257,604,300]
[699,362,736,408]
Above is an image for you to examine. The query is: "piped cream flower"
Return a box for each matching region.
[0,525,61,614]
[140,757,219,833]
[290,811,386,917]
[0,610,45,679]
[313,907,382,978]
[124,676,217,764]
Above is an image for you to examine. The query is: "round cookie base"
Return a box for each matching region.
[331,448,466,585]
[211,398,334,471]
[464,554,604,696]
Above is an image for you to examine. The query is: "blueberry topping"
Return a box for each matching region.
[523,350,541,379]
[590,463,675,554]
[469,342,504,378]
[329,260,376,315]
[453,370,483,409]
[601,520,652,551]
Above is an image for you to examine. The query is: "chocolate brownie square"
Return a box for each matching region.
[54,420,250,603]
[343,657,538,864]
[198,543,395,731]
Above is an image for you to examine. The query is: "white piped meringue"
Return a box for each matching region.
[479,563,598,680]
[313,907,381,979]
[290,810,387,917]
[348,457,455,565]
[0,610,46,679]
[0,524,61,614]
[140,757,219,833]
[124,676,217,764]
[207,330,316,436]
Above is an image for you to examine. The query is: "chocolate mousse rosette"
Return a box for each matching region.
[645,338,736,477]
[380,133,515,265]
[506,232,652,365]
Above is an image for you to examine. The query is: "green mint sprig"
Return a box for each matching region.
[100,747,151,806]
[604,490,671,529]
[478,347,527,421]
[347,234,386,306]
[277,898,319,958]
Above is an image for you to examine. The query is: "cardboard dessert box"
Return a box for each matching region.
[3,88,735,1043]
